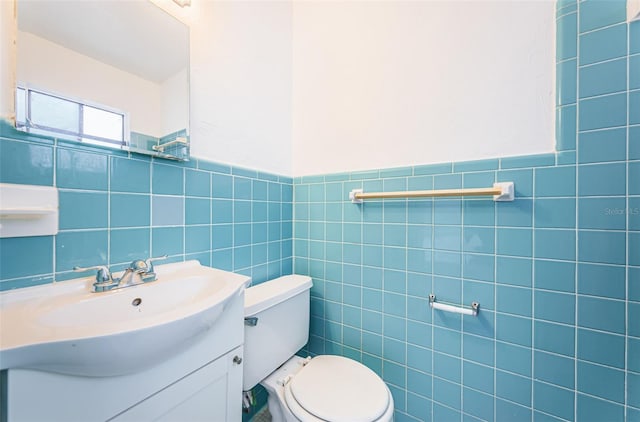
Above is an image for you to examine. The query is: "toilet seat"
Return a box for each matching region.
[282,355,391,422]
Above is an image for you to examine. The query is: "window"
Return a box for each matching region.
[16,86,128,148]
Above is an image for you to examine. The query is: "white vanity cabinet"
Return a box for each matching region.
[2,291,245,422]
[111,347,243,422]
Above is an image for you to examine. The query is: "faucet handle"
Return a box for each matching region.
[128,259,148,272]
[144,254,168,273]
[73,265,112,283]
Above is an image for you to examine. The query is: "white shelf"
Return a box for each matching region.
[0,183,59,238]
[0,207,57,218]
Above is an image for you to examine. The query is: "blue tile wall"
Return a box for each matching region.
[293,3,637,420]
[0,120,293,290]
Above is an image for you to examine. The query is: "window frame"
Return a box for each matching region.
[16,84,130,148]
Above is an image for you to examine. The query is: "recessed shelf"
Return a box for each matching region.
[0,183,58,238]
[0,208,57,218]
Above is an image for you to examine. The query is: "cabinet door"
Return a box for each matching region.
[110,347,243,422]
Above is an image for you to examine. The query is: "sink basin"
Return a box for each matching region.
[0,260,249,377]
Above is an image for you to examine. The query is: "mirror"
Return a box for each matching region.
[16,0,190,161]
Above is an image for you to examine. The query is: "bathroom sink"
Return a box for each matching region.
[0,260,249,377]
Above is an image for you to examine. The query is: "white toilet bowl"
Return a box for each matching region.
[261,355,394,422]
[243,275,395,422]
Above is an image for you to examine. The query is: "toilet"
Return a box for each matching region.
[243,274,394,422]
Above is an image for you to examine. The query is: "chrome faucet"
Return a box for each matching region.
[73,255,167,292]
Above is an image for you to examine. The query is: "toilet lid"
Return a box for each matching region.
[285,355,390,422]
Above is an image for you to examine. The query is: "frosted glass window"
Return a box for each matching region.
[30,91,80,133]
[83,106,123,142]
[16,86,127,146]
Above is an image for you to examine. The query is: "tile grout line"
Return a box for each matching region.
[430,176,435,422]
[573,1,581,418]
[492,168,499,420]
[459,175,466,419]
[624,12,631,420]
[52,138,57,282]
[528,165,537,418]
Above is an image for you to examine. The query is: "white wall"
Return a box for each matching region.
[161,67,189,136]
[0,0,16,124]
[9,0,555,177]
[17,31,164,137]
[291,1,555,176]
[182,0,293,175]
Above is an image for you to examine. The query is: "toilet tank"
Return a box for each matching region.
[243,274,312,391]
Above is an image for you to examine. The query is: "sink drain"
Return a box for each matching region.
[132,298,142,306]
